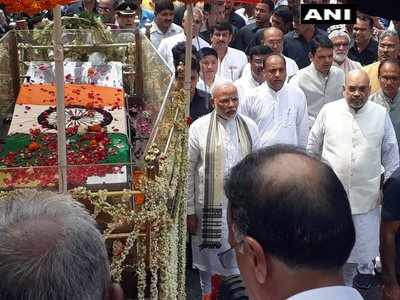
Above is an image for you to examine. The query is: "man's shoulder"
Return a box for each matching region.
[228,47,247,58]
[366,98,387,114]
[238,113,258,130]
[366,38,379,52]
[362,61,379,73]
[322,98,346,113]
[329,65,345,79]
[194,88,210,99]
[190,112,212,130]
[284,30,297,40]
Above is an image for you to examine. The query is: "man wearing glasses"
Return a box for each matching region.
[363,29,400,94]
[224,145,364,299]
[98,0,118,25]
[370,59,400,146]
[328,25,362,75]
[187,81,259,300]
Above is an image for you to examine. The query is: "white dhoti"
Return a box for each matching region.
[348,206,380,265]
[343,206,380,286]
[191,207,240,276]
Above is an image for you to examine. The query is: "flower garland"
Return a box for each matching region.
[0,0,73,16]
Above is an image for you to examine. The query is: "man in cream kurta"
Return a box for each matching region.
[240,54,309,148]
[289,35,345,128]
[187,81,259,299]
[307,69,399,288]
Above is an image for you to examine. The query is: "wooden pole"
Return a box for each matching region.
[184,4,193,118]
[53,6,68,193]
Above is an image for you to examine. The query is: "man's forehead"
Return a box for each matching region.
[380,36,400,44]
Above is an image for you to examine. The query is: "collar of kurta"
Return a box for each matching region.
[346,98,370,115]
[379,88,400,106]
[310,62,331,81]
[263,81,287,98]
[151,22,180,35]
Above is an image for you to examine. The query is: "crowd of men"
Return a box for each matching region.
[1,1,400,300]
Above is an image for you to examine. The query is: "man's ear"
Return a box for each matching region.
[243,236,268,285]
[106,284,124,300]
[308,52,313,63]
[210,97,216,108]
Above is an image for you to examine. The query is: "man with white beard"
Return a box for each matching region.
[328,25,361,75]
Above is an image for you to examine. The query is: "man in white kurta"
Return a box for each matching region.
[307,69,400,288]
[290,35,345,128]
[187,81,259,299]
[234,45,272,103]
[157,7,209,70]
[211,21,248,82]
[240,54,309,148]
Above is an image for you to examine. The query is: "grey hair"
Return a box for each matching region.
[379,29,400,43]
[211,79,235,98]
[0,189,110,300]
[184,6,204,20]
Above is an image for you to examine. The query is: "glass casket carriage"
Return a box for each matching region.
[0,18,188,300]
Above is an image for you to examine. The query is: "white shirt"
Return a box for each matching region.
[290,63,345,128]
[240,82,309,148]
[241,55,299,81]
[145,22,183,49]
[187,113,260,274]
[216,47,248,82]
[158,32,210,71]
[307,99,399,213]
[234,71,263,103]
[288,286,363,300]
[196,74,223,94]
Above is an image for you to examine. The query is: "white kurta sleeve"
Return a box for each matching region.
[296,90,309,149]
[307,107,325,156]
[249,120,261,151]
[187,125,201,215]
[382,113,400,180]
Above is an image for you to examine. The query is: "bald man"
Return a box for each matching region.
[308,69,399,289]
[240,27,299,81]
[187,81,259,299]
[240,53,308,148]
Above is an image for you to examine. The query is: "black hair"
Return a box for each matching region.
[172,41,200,74]
[198,47,218,60]
[273,5,293,24]
[248,45,273,61]
[378,58,400,76]
[211,21,233,35]
[260,0,275,13]
[310,34,333,55]
[356,12,374,29]
[224,145,355,271]
[154,0,175,15]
